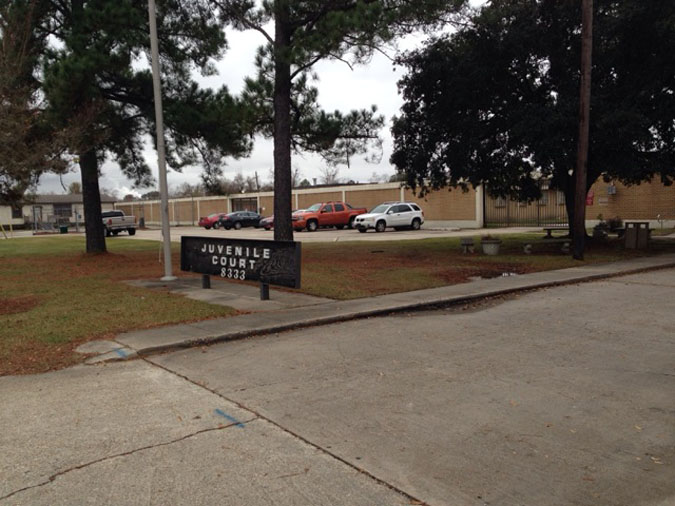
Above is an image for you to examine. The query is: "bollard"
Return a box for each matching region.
[202,274,211,289]
[260,282,269,301]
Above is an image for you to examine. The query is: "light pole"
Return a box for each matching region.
[148,0,176,281]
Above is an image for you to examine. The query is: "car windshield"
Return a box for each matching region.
[306,204,321,212]
[208,213,219,218]
[370,204,390,214]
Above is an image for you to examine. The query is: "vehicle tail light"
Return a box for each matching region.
[107,219,112,225]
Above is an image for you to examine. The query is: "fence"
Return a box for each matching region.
[485,189,568,227]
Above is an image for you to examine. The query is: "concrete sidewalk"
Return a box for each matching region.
[84,253,675,363]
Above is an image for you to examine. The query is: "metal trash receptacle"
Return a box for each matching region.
[59,225,69,234]
[624,221,649,249]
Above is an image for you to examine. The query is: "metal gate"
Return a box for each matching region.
[485,190,569,227]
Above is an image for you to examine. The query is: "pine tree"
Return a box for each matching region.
[215,0,466,240]
[36,0,250,252]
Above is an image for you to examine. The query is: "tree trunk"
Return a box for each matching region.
[563,177,576,238]
[573,0,594,260]
[273,0,293,242]
[79,150,106,253]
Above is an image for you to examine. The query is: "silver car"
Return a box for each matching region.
[354,202,424,233]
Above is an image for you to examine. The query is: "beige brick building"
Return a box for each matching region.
[27,178,666,231]
[115,182,484,229]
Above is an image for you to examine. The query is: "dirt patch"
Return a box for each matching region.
[0,296,39,316]
[0,337,87,376]
[436,262,535,284]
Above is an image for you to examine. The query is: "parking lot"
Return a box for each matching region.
[124,225,536,244]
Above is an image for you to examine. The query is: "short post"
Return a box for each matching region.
[202,274,211,289]
[260,282,269,301]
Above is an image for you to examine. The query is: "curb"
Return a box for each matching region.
[94,256,675,362]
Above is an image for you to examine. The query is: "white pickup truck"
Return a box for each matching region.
[102,210,136,237]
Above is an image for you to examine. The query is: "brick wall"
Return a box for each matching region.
[345,188,400,211]
[259,196,274,215]
[589,179,675,221]
[116,183,482,227]
[405,187,476,221]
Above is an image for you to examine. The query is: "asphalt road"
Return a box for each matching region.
[1,270,674,505]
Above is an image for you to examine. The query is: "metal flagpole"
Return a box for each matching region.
[148,0,176,281]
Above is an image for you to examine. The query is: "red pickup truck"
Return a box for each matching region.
[293,201,367,231]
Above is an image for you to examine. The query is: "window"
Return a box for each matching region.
[394,204,411,213]
[11,206,22,219]
[334,203,344,211]
[53,203,72,217]
[322,204,333,212]
[410,204,421,211]
[370,204,389,214]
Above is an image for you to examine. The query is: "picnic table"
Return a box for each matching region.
[524,226,571,254]
[542,226,569,238]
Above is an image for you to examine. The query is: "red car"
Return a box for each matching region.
[198,213,227,229]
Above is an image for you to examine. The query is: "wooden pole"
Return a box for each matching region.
[573,0,594,260]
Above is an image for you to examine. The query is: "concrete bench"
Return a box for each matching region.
[460,237,475,254]
[524,237,571,254]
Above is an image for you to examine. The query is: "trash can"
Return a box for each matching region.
[624,221,649,249]
[59,225,69,234]
[139,217,145,228]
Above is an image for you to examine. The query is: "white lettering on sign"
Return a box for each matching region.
[201,242,270,277]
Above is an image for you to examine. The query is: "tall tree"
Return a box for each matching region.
[0,0,67,208]
[215,0,466,240]
[391,0,675,237]
[35,0,251,253]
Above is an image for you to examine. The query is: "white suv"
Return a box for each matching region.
[354,202,424,233]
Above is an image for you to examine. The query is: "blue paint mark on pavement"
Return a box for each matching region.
[214,409,245,428]
[114,349,128,358]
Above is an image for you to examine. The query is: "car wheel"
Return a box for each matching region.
[358,227,367,233]
[411,218,421,230]
[375,220,386,233]
[307,220,318,232]
[128,228,136,236]
[204,225,211,230]
[213,222,220,229]
[348,217,356,229]
[234,221,242,230]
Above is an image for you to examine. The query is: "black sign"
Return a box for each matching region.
[180,236,301,288]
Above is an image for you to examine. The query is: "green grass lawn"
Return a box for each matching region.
[0,237,237,375]
[1,233,672,375]
[299,233,671,299]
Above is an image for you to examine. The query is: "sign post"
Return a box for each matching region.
[181,237,301,300]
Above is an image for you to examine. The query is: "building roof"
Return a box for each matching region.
[31,193,117,204]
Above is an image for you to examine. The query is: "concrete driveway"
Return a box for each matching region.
[1,270,673,505]
[150,269,675,506]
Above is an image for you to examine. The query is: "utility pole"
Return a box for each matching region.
[148,0,176,280]
[573,0,593,260]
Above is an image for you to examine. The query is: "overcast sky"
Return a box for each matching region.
[37,6,482,197]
